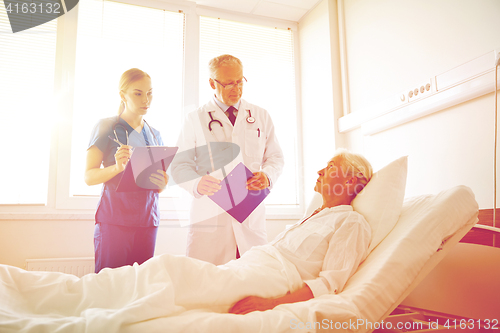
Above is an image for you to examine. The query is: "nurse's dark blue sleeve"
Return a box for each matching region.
[88,119,113,153]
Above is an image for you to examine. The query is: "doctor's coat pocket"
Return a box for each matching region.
[280,222,333,260]
[245,129,265,158]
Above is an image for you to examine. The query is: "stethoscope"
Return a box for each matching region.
[205,109,256,171]
[112,114,160,146]
[208,109,255,132]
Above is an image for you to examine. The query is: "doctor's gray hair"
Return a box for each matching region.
[333,148,373,195]
[208,54,243,78]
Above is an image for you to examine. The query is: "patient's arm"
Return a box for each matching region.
[228,284,313,315]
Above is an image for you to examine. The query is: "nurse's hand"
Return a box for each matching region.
[114,145,133,172]
[150,169,169,190]
[246,172,269,191]
[197,175,221,196]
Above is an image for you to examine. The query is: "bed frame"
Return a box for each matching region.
[373,219,500,333]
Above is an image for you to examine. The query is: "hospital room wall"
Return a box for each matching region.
[0,220,94,268]
[333,0,499,208]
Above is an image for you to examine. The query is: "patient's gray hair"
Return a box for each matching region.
[334,148,373,195]
[208,54,243,78]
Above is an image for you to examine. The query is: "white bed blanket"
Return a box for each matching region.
[0,186,478,333]
[0,245,304,333]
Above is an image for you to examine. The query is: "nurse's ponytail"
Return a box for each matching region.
[118,68,151,115]
[118,100,125,115]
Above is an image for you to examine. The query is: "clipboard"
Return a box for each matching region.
[209,162,270,223]
[116,146,178,192]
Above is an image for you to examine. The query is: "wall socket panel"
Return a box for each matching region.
[400,79,433,103]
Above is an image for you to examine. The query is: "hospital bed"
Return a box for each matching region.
[381,241,500,333]
[0,156,480,333]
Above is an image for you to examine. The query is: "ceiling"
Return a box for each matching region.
[185,0,322,22]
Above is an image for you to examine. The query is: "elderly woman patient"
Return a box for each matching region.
[228,148,373,314]
[157,148,373,315]
[0,149,373,326]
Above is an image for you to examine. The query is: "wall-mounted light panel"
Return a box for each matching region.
[338,49,500,135]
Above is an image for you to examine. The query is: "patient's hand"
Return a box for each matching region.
[229,285,314,315]
[228,296,276,315]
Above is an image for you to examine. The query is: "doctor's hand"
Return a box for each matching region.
[246,172,269,191]
[114,145,133,172]
[149,169,169,191]
[197,175,221,196]
[229,296,276,315]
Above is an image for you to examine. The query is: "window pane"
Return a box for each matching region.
[0,3,56,204]
[70,0,185,197]
[199,16,298,205]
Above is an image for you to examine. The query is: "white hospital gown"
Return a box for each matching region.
[270,205,371,297]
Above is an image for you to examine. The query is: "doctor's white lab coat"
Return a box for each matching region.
[171,98,284,264]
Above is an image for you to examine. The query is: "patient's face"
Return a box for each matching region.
[314,157,350,197]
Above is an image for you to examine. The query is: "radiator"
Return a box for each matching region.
[25,257,95,277]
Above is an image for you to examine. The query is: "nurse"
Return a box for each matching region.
[171,54,284,265]
[85,68,168,273]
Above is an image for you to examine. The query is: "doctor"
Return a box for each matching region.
[171,54,284,265]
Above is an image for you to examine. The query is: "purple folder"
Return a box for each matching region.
[209,162,270,223]
[116,146,178,192]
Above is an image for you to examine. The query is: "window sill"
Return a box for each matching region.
[0,211,302,221]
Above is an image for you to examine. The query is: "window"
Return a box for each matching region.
[1,1,301,216]
[68,0,185,197]
[0,3,57,204]
[199,16,299,206]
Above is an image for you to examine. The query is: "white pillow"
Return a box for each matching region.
[352,156,408,252]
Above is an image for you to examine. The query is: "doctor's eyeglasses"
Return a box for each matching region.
[213,77,247,90]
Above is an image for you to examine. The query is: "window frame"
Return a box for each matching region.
[0,0,304,220]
